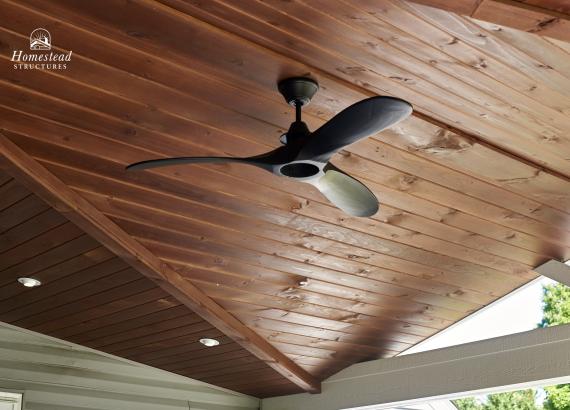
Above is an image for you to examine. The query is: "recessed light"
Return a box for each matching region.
[17,277,41,288]
[199,338,220,347]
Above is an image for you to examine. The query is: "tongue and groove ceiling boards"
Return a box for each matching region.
[407,0,570,42]
[1,0,570,399]
[0,168,303,398]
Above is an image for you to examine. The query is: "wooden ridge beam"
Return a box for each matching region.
[0,133,320,394]
[407,0,570,42]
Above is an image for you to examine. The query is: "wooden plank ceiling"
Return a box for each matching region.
[407,0,570,42]
[0,169,301,397]
[1,0,570,399]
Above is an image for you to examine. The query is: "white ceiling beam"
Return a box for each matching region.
[262,322,570,410]
[534,259,570,287]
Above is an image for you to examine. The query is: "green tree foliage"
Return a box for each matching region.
[453,390,539,410]
[456,282,570,410]
[484,390,539,410]
[540,283,570,328]
[541,283,570,409]
[454,397,482,410]
[544,385,570,410]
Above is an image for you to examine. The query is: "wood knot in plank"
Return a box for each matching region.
[540,133,559,143]
[347,254,370,260]
[398,175,417,191]
[504,232,516,240]
[340,313,361,323]
[413,130,473,154]
[125,30,149,39]
[386,212,404,224]
[530,17,560,33]
[472,58,488,70]
[279,287,304,301]
[497,169,540,184]
[389,76,416,84]
[290,199,309,212]
[336,66,367,75]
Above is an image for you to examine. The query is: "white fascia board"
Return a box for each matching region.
[535,260,570,287]
[262,323,570,410]
[0,322,258,409]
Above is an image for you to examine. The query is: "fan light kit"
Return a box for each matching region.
[127,77,412,217]
[199,338,220,347]
[18,277,41,288]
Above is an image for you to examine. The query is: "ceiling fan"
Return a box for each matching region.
[126,77,412,217]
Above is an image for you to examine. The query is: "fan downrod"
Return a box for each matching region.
[278,77,318,145]
[278,77,319,107]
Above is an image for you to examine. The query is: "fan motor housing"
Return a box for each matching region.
[278,77,319,106]
[276,160,325,182]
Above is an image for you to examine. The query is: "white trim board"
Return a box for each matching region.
[0,322,259,410]
[535,260,570,287]
[262,323,570,410]
[0,321,245,396]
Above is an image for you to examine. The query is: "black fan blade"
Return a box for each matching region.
[298,96,412,162]
[313,164,378,217]
[126,146,293,172]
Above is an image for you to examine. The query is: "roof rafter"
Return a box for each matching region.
[0,133,320,394]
